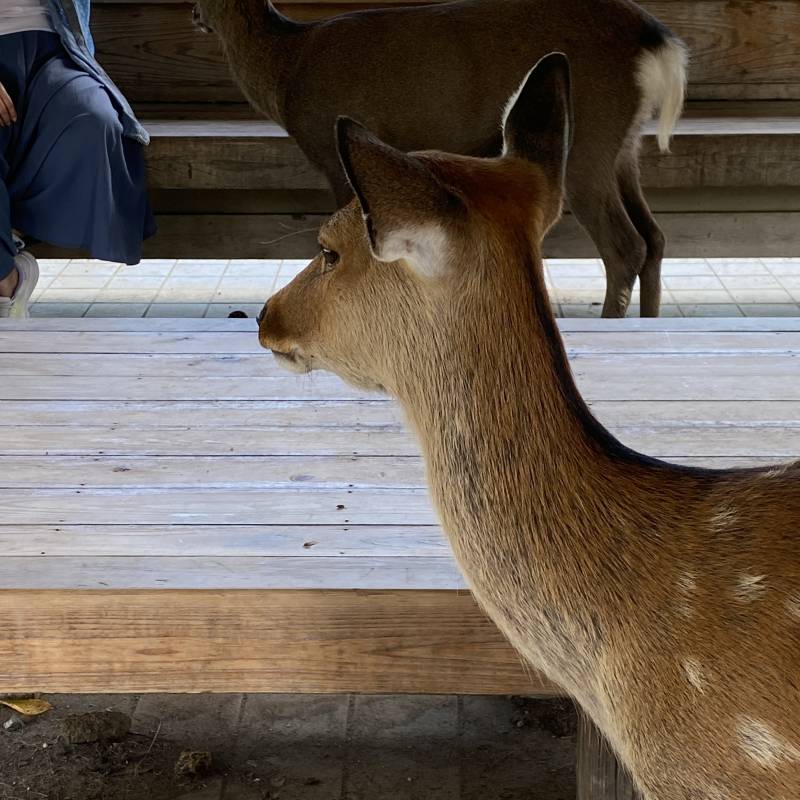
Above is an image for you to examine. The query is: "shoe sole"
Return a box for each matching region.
[9,252,39,319]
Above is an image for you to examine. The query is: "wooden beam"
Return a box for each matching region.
[0,589,552,695]
[576,716,641,800]
[140,117,800,192]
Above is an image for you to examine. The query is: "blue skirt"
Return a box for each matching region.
[0,31,155,278]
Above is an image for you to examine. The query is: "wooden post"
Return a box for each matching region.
[576,715,641,800]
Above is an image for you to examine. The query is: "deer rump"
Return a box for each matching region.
[213,0,686,317]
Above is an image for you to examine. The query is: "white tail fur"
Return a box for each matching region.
[635,38,688,152]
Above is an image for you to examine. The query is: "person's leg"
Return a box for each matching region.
[0,174,18,298]
[0,35,24,300]
[6,35,154,266]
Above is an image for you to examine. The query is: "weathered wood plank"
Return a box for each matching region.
[91,1,800,104]
[3,374,800,402]
[0,455,425,488]
[141,117,800,192]
[0,454,783,489]
[4,398,800,429]
[3,352,800,400]
[7,351,800,378]
[0,487,436,526]
[5,317,800,333]
[1,425,797,458]
[0,590,551,695]
[0,426,419,456]
[6,329,800,355]
[0,524,446,556]
[0,555,453,589]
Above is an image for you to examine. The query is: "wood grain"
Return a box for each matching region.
[0,590,551,694]
[140,117,800,192]
[0,525,448,557]
[0,424,797,458]
[3,317,799,332]
[6,329,800,354]
[4,351,800,400]
[576,715,641,800]
[0,454,779,490]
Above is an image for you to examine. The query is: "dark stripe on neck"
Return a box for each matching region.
[524,253,713,476]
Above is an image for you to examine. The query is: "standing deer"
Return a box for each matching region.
[256,54,800,800]
[193,0,687,318]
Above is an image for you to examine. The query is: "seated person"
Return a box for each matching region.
[0,0,154,317]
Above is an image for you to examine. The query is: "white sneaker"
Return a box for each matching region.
[6,251,39,319]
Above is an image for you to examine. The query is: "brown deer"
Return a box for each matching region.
[193,0,687,318]
[256,53,800,800]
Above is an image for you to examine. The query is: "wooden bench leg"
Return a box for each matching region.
[576,715,642,800]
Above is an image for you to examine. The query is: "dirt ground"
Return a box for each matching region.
[0,694,577,800]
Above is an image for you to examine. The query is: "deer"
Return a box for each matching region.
[256,53,800,800]
[192,0,687,318]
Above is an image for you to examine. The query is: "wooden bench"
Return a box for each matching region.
[34,0,800,260]
[2,315,798,798]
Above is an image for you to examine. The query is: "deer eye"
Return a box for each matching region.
[321,248,339,272]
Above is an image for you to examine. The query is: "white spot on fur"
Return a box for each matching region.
[734,574,767,603]
[682,658,707,693]
[376,224,451,278]
[786,593,800,620]
[737,717,800,768]
[635,38,688,152]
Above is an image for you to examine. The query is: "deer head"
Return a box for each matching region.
[258,52,573,396]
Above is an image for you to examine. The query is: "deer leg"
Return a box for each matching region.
[616,156,666,318]
[567,183,646,319]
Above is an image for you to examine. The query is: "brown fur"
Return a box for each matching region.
[257,56,800,799]
[194,0,686,317]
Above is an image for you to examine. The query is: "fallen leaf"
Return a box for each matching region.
[0,698,53,716]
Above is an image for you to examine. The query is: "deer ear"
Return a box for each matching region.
[335,117,462,277]
[502,52,573,189]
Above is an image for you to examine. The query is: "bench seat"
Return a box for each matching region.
[143,107,800,193]
[2,316,799,695]
[128,106,800,259]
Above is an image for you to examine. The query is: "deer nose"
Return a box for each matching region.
[257,301,268,326]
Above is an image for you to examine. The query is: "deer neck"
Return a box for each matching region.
[393,257,657,699]
[212,0,306,124]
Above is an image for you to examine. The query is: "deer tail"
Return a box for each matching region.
[635,35,688,153]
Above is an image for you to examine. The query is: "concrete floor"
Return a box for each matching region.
[27,257,800,319]
[0,693,577,800]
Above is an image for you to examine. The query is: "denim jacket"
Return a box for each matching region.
[45,0,149,144]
